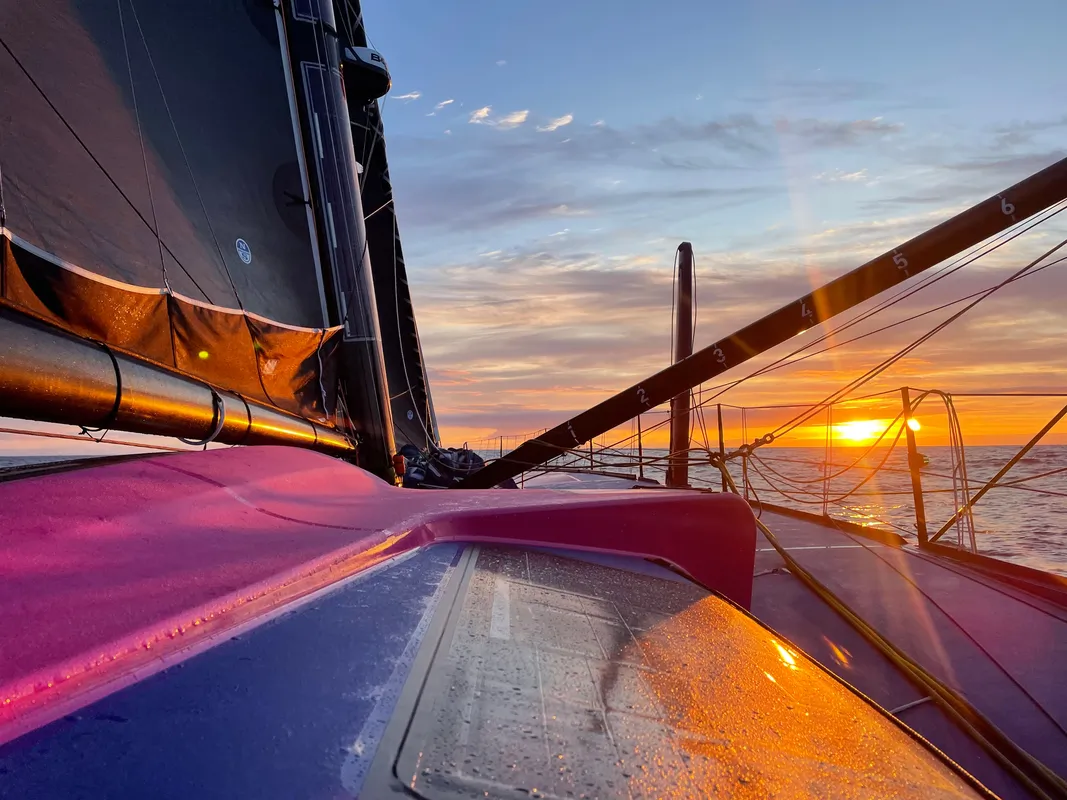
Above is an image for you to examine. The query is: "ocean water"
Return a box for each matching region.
[507,445,1067,577]
[0,455,99,471]
[4,447,1065,577]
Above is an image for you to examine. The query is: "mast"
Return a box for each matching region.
[666,243,693,488]
[460,156,1067,489]
[278,0,396,476]
[337,0,439,450]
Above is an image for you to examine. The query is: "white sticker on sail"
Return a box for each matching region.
[235,238,252,264]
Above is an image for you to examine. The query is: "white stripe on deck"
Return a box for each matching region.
[490,578,511,640]
[757,544,885,552]
[339,561,456,796]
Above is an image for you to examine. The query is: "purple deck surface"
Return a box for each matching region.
[0,446,755,742]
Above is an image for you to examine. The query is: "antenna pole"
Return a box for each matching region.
[902,387,929,545]
[717,403,727,492]
[637,414,645,480]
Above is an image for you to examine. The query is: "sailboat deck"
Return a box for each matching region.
[1,450,1065,798]
[750,510,1067,800]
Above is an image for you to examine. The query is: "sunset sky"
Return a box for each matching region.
[2,0,1065,460]
[361,0,1067,448]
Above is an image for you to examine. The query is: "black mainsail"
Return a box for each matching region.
[0,0,421,475]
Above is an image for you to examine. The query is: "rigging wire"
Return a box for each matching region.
[126,1,246,309]
[689,201,1067,411]
[669,247,678,361]
[753,418,904,505]
[116,0,169,292]
[522,206,1067,468]
[493,203,1067,492]
[698,254,1067,409]
[0,33,212,301]
[749,233,1067,453]
[390,204,438,450]
[0,157,6,228]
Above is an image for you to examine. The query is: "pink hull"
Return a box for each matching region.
[0,447,754,743]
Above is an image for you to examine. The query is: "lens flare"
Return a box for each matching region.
[834,419,886,442]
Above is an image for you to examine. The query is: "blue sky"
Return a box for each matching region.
[351,0,1067,445]
[2,0,1065,457]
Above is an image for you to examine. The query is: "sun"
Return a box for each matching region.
[834,419,887,443]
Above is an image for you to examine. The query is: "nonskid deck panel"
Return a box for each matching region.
[374,546,983,800]
[750,510,1067,800]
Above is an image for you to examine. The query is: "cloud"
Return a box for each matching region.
[945,150,1066,175]
[385,95,1067,443]
[774,117,902,147]
[416,218,1067,442]
[426,99,455,117]
[468,106,529,130]
[537,114,574,133]
[815,169,870,183]
[393,90,421,102]
[497,110,529,130]
[495,60,507,66]
[396,171,777,232]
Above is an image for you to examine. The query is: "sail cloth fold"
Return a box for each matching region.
[1,231,340,423]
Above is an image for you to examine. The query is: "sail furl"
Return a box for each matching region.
[0,304,352,454]
[2,229,341,422]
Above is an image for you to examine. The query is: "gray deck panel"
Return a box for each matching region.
[752,510,1067,798]
[390,546,985,800]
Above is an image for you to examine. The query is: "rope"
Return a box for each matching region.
[687,202,1067,414]
[739,234,1067,458]
[176,389,226,447]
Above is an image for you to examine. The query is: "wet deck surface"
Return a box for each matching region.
[1,452,1064,798]
[0,545,460,800]
[750,510,1067,800]
[381,547,982,800]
